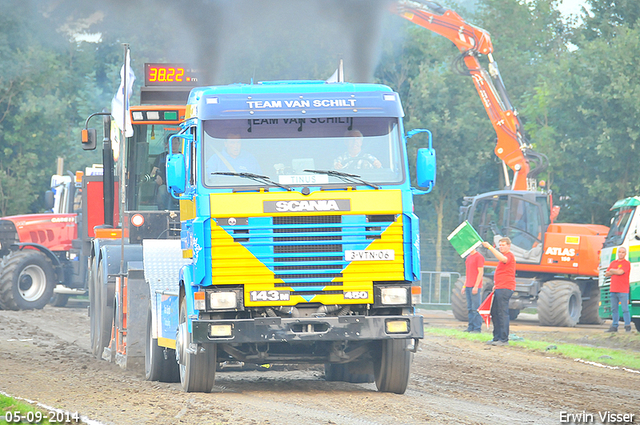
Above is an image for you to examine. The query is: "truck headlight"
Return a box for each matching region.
[380,287,408,305]
[209,291,237,309]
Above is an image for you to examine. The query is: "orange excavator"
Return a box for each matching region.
[393,0,608,326]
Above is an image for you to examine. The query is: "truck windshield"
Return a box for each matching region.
[202,117,405,188]
[127,124,181,210]
[603,207,635,248]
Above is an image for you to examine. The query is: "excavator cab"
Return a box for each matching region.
[461,190,551,264]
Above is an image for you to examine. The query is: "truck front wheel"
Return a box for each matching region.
[0,250,55,310]
[177,295,216,392]
[373,339,413,394]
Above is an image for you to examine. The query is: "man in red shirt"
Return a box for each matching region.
[462,249,484,333]
[605,246,632,332]
[482,237,516,345]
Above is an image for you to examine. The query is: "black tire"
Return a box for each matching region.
[0,250,55,310]
[88,257,98,356]
[374,339,413,394]
[537,280,582,327]
[578,280,604,324]
[324,362,374,384]
[92,260,114,359]
[145,302,180,382]
[633,318,640,332]
[50,293,70,307]
[324,363,346,381]
[452,277,493,322]
[451,278,467,321]
[509,309,520,320]
[178,296,216,392]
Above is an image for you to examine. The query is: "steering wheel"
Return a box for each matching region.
[341,157,375,170]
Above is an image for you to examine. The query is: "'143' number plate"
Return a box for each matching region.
[250,290,290,302]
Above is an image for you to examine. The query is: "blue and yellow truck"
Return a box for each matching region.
[150,79,435,393]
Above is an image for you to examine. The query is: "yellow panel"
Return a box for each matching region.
[211,220,283,286]
[180,197,197,221]
[210,189,402,217]
[157,337,176,349]
[210,192,405,306]
[340,217,405,286]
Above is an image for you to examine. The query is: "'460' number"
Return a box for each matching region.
[250,290,290,302]
[344,291,369,300]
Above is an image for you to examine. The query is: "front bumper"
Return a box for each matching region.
[192,314,424,344]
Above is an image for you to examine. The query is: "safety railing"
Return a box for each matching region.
[418,271,461,306]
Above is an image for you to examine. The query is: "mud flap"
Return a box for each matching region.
[116,261,148,371]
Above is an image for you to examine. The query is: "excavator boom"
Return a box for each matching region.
[393,0,538,190]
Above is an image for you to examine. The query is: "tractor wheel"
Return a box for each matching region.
[374,339,413,394]
[578,280,604,325]
[177,295,216,392]
[145,302,179,382]
[452,277,493,322]
[537,280,582,327]
[0,250,55,310]
[91,260,114,359]
[50,293,70,307]
[451,278,467,321]
[633,318,640,332]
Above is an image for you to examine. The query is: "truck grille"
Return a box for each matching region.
[273,215,342,285]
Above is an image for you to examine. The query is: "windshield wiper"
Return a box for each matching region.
[212,172,292,191]
[303,169,380,190]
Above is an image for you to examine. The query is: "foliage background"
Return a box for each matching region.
[0,0,634,274]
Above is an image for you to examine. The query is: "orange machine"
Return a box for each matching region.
[394,1,608,326]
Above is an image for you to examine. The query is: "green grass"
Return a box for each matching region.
[425,327,640,370]
[0,394,50,425]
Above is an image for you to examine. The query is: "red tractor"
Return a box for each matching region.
[0,172,90,309]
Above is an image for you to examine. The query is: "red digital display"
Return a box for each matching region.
[144,63,200,87]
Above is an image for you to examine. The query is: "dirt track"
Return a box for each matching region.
[1,302,639,425]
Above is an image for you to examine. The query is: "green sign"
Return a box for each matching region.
[447,221,483,258]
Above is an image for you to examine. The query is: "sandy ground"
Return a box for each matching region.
[0,302,639,425]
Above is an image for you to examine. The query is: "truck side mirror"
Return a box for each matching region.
[44,190,54,211]
[407,128,436,193]
[81,128,97,150]
[416,147,436,190]
[166,153,186,194]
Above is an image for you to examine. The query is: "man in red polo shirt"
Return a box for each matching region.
[482,237,516,345]
[605,246,632,332]
[461,248,484,333]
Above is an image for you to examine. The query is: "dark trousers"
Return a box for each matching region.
[465,287,483,332]
[491,288,514,342]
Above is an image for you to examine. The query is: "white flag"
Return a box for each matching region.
[111,49,135,137]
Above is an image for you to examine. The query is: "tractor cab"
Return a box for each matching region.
[460,190,551,264]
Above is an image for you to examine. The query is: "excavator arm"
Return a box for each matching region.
[393,0,547,190]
